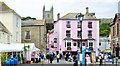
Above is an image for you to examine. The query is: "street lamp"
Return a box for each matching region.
[76,13,84,66]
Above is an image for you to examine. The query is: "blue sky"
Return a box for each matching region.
[0,0,119,20]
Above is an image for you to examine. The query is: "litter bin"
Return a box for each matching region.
[4,61,10,66]
[9,58,14,66]
[13,58,18,65]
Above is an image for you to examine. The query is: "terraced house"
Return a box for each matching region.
[48,7,99,56]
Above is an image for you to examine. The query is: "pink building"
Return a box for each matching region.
[48,8,99,56]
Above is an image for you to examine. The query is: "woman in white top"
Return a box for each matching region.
[57,54,60,63]
[86,54,91,64]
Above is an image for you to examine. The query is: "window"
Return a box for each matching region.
[67,42,71,46]
[65,42,66,47]
[51,45,54,48]
[25,31,30,39]
[86,43,88,47]
[78,22,81,28]
[83,43,85,46]
[66,30,71,37]
[99,43,101,46]
[66,21,71,28]
[54,38,57,43]
[7,34,10,44]
[74,43,76,46]
[89,42,93,50]
[67,42,71,50]
[117,24,119,36]
[113,27,115,36]
[16,32,18,41]
[78,42,80,47]
[16,18,19,27]
[88,30,92,38]
[47,14,49,18]
[89,42,93,46]
[88,22,92,28]
[77,31,81,38]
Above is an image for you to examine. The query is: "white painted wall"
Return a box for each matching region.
[0,11,21,43]
[99,37,110,51]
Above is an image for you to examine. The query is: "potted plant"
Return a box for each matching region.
[1,52,8,66]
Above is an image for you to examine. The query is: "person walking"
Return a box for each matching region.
[31,52,35,63]
[99,55,103,65]
[35,52,38,63]
[86,54,91,64]
[40,53,45,65]
[49,54,53,64]
[73,55,77,62]
[57,53,60,63]
[46,53,50,64]
[60,53,62,59]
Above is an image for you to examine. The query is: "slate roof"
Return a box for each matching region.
[0,1,21,18]
[110,13,120,26]
[22,20,45,26]
[0,1,12,11]
[60,13,96,20]
[60,13,78,19]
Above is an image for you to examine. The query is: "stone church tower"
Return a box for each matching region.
[43,5,54,33]
[43,5,54,23]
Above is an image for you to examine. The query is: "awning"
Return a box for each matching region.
[0,43,40,52]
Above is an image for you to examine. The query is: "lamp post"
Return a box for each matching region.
[76,13,84,66]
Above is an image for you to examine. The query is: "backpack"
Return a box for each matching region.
[40,54,44,59]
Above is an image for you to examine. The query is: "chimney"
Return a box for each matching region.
[57,13,60,20]
[86,7,89,14]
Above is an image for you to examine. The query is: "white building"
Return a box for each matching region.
[0,21,12,44]
[99,37,110,52]
[0,2,21,43]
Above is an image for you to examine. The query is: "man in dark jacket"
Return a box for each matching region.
[49,54,53,63]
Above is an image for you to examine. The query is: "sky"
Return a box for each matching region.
[0,0,119,20]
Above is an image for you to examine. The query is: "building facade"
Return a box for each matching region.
[21,20,47,52]
[43,5,54,24]
[0,21,12,44]
[0,2,21,43]
[110,13,120,58]
[48,7,99,56]
[43,5,54,33]
[99,37,110,51]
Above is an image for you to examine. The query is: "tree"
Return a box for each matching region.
[21,16,36,21]
[100,22,110,37]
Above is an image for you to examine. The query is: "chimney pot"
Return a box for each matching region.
[86,7,89,14]
[57,13,60,20]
